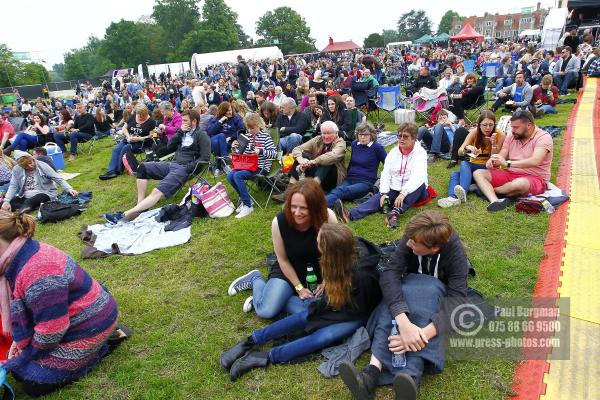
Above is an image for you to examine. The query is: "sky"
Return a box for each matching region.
[2,0,558,68]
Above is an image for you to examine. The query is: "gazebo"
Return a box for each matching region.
[321,37,361,52]
[414,34,433,44]
[450,23,484,42]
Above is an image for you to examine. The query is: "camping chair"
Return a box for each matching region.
[247,128,285,208]
[374,86,408,124]
[462,60,476,74]
[480,61,500,89]
[464,91,493,125]
[7,117,26,132]
[159,152,211,198]
[409,89,448,123]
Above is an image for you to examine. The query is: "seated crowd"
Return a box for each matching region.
[0,35,579,398]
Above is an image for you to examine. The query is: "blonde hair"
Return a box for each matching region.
[243,113,266,130]
[134,103,149,118]
[0,154,15,169]
[16,155,35,169]
[0,210,36,241]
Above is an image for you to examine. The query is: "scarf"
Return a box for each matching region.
[0,235,28,336]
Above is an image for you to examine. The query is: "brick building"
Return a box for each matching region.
[449,3,549,40]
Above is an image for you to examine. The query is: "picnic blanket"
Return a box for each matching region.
[58,172,81,180]
[376,131,397,147]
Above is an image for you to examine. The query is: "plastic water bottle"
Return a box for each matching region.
[306,263,318,294]
[390,320,407,368]
[541,199,555,214]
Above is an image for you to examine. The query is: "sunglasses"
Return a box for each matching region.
[397,133,412,139]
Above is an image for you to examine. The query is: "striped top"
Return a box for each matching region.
[241,131,277,173]
[3,239,118,385]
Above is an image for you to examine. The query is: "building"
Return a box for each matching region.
[449,3,549,41]
[321,37,361,53]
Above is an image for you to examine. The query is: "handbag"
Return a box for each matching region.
[515,198,544,214]
[231,153,258,172]
[200,182,234,218]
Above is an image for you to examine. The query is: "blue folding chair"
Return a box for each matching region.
[462,60,475,74]
[480,61,500,89]
[374,86,408,124]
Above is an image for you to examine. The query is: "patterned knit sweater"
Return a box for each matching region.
[3,239,118,384]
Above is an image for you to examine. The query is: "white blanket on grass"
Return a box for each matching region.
[87,209,191,255]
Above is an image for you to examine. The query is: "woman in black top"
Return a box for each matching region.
[94,106,114,138]
[448,73,485,123]
[227,179,337,319]
[221,223,382,381]
[5,114,51,154]
[310,70,328,105]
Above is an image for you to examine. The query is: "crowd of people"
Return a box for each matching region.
[0,32,587,398]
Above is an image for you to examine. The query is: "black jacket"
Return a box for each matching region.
[378,231,469,333]
[73,113,96,135]
[165,126,211,174]
[236,60,250,83]
[413,75,438,92]
[275,110,310,138]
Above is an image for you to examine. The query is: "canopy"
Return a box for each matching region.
[450,23,484,42]
[322,37,360,52]
[414,34,433,44]
[191,46,283,70]
[519,29,541,37]
[432,33,450,42]
[541,8,569,50]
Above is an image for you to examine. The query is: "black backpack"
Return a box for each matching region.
[38,201,82,223]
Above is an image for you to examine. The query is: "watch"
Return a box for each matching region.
[506,160,512,168]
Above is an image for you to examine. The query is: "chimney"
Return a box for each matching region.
[328,37,333,45]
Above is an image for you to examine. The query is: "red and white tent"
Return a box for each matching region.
[450,23,485,42]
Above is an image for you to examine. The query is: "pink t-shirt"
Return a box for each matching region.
[0,119,15,140]
[502,127,553,181]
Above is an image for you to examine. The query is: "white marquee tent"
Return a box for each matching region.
[190,46,283,71]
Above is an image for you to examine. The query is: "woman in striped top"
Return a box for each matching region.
[0,210,119,396]
[227,113,277,219]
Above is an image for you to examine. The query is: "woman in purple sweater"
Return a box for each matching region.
[326,122,387,208]
[206,102,245,175]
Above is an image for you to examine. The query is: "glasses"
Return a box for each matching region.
[357,132,371,136]
[480,123,495,128]
[397,133,412,140]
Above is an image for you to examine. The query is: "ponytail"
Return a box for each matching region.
[0,210,36,241]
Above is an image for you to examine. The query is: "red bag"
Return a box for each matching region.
[231,153,258,172]
[515,198,544,214]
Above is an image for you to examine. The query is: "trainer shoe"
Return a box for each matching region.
[386,211,399,229]
[228,269,262,296]
[213,168,223,177]
[392,372,418,400]
[454,185,467,203]
[334,199,351,224]
[235,205,254,219]
[242,296,254,313]
[438,197,460,208]
[104,212,124,224]
[487,198,511,212]
[235,203,244,213]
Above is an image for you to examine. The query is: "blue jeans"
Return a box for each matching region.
[69,131,93,155]
[325,179,372,208]
[252,277,294,319]
[11,133,39,151]
[369,274,447,386]
[210,134,228,168]
[447,161,486,197]
[107,140,143,174]
[95,129,111,138]
[252,310,364,364]
[53,132,68,153]
[279,133,303,154]
[285,296,319,315]
[552,71,578,94]
[494,77,513,94]
[418,125,452,154]
[226,169,258,207]
[540,104,557,114]
[348,184,429,221]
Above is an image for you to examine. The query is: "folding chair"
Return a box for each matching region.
[246,128,285,208]
[462,60,476,74]
[374,86,408,124]
[78,134,100,155]
[464,91,493,125]
[480,61,500,89]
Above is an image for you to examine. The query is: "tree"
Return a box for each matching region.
[0,44,22,87]
[101,20,168,66]
[50,63,66,82]
[382,29,400,46]
[17,63,50,86]
[198,0,239,50]
[63,36,113,80]
[236,23,251,48]
[152,0,200,49]
[364,33,384,48]
[397,9,432,42]
[438,10,462,34]
[256,7,315,55]
[172,29,237,60]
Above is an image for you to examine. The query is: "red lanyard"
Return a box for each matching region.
[398,152,410,191]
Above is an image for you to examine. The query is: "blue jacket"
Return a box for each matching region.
[495,63,515,79]
[206,114,244,139]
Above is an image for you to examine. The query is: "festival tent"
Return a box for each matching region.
[414,34,433,44]
[432,33,450,42]
[190,46,283,70]
[321,37,361,52]
[450,23,485,42]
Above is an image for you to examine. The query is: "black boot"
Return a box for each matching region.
[220,337,254,371]
[339,361,380,400]
[229,350,269,381]
[393,372,418,400]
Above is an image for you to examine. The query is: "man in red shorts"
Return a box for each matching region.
[473,110,553,212]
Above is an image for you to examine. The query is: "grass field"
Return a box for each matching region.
[16,98,574,400]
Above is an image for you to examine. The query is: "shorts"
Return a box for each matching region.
[490,169,546,196]
[136,162,188,198]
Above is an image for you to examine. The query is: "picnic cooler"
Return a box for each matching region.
[394,109,416,124]
[44,142,65,171]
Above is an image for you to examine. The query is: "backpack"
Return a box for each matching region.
[122,150,139,175]
[38,201,82,223]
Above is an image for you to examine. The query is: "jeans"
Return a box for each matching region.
[252,310,364,364]
[325,179,372,207]
[95,129,112,138]
[552,71,578,94]
[450,128,469,162]
[540,104,557,114]
[279,133,303,154]
[369,274,447,386]
[348,184,429,221]
[226,169,258,207]
[252,277,294,319]
[447,161,487,197]
[417,125,452,154]
[107,140,143,174]
[285,296,319,315]
[494,77,513,94]
[9,193,51,213]
[210,134,228,169]
[11,133,39,151]
[69,131,93,155]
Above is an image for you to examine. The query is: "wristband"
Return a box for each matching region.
[294,283,304,292]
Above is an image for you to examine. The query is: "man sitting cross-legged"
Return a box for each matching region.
[104,109,211,224]
[473,110,553,212]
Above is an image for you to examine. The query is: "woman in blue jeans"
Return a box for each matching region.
[226,113,277,219]
[220,223,382,381]
[206,101,244,175]
[227,179,338,319]
[438,110,505,208]
[6,114,51,153]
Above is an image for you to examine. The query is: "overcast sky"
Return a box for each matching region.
[3,0,557,68]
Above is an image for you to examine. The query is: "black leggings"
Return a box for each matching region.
[450,127,470,162]
[290,161,338,192]
[9,193,51,213]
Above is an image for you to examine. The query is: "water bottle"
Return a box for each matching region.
[390,320,407,368]
[382,197,391,214]
[306,263,318,294]
[541,199,555,214]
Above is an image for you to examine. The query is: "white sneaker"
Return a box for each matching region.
[242,296,254,313]
[235,205,254,219]
[213,168,222,177]
[454,185,467,203]
[438,197,461,208]
[235,203,244,213]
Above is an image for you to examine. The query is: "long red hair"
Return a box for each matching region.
[283,179,328,231]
